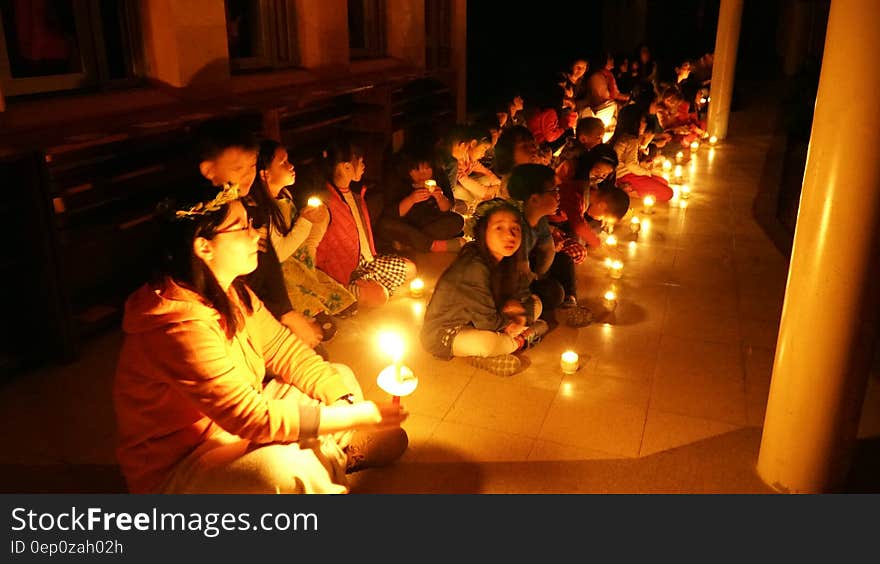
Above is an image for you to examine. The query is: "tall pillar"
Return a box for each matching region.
[140,0,230,89]
[756,0,880,493]
[294,0,349,69]
[706,0,743,140]
[386,0,426,67]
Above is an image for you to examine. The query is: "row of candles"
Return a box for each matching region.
[381,138,714,390]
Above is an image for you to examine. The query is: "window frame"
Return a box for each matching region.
[0,0,142,97]
[226,0,299,74]
[348,0,386,60]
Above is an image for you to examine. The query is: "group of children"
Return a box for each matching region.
[112,45,712,493]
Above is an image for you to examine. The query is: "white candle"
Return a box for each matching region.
[602,290,618,311]
[609,260,624,279]
[307,196,322,208]
[630,216,641,233]
[409,278,425,298]
[560,351,579,374]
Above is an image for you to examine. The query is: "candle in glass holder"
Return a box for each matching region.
[642,195,656,214]
[409,278,425,298]
[709,135,718,145]
[630,216,641,233]
[674,165,683,180]
[675,151,684,163]
[560,351,579,374]
[602,290,618,311]
[662,159,673,171]
[609,260,624,279]
[424,179,437,193]
[690,141,700,152]
[605,234,618,247]
[307,196,322,208]
[680,184,691,200]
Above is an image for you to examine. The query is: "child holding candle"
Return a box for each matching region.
[114,183,408,494]
[191,119,324,350]
[610,104,674,202]
[421,199,548,376]
[315,138,417,308]
[250,140,356,339]
[376,147,465,254]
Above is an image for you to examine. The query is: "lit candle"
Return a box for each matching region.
[709,135,718,145]
[662,159,673,171]
[674,165,683,180]
[680,185,691,200]
[609,260,624,279]
[630,216,641,233]
[690,141,700,152]
[377,365,417,407]
[602,290,618,311]
[628,240,637,251]
[675,151,684,163]
[560,351,579,374]
[409,278,425,298]
[605,234,618,247]
[307,196,322,208]
[376,331,417,406]
[662,172,671,182]
[424,179,437,193]
[642,195,656,214]
[604,257,614,269]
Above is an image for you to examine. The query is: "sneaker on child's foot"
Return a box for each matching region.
[466,354,522,377]
[519,320,550,349]
[560,295,578,309]
[565,305,594,328]
[345,428,409,473]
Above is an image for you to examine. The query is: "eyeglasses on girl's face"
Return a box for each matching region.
[214,217,255,235]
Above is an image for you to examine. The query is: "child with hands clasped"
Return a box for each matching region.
[421,199,548,377]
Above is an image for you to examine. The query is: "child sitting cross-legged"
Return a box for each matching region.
[421,199,548,377]
[376,148,465,254]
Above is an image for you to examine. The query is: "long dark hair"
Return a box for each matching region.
[251,139,293,236]
[471,199,529,308]
[155,192,252,339]
[320,136,364,186]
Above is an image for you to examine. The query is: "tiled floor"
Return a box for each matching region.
[2,111,879,493]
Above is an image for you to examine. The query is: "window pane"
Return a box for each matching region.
[98,0,135,80]
[225,0,262,59]
[348,0,366,50]
[1,0,83,78]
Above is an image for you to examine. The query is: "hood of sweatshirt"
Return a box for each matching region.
[122,278,220,335]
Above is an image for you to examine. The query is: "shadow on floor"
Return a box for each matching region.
[844,437,880,493]
[0,464,127,493]
[351,428,775,494]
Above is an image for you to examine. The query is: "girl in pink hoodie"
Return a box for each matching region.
[114,183,407,493]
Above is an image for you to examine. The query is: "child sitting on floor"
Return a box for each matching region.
[315,138,417,308]
[421,199,548,377]
[377,148,465,254]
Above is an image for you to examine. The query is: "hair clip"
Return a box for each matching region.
[175,182,240,219]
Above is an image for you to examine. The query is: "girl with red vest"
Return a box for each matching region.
[315,139,417,308]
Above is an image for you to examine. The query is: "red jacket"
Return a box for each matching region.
[559,179,601,248]
[316,182,377,285]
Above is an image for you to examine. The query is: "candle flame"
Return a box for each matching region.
[307,197,322,208]
[377,331,405,364]
[604,290,616,300]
